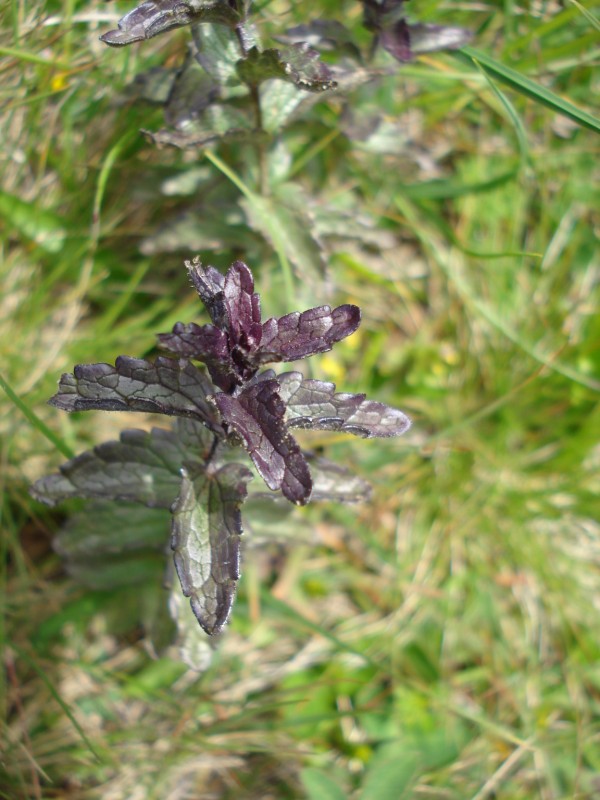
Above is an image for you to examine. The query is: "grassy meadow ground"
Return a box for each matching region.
[1,0,600,797]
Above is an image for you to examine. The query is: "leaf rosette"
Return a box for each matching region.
[32,260,411,638]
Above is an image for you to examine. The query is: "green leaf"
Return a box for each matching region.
[171,463,252,635]
[300,767,348,800]
[30,427,192,509]
[0,190,67,253]
[140,208,255,256]
[240,183,327,290]
[236,45,337,92]
[167,578,214,671]
[359,744,417,800]
[260,79,305,132]
[455,46,600,135]
[66,550,166,590]
[192,22,257,86]
[144,109,260,149]
[163,58,216,129]
[55,501,171,559]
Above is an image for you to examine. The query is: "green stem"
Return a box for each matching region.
[250,83,269,196]
[204,153,294,308]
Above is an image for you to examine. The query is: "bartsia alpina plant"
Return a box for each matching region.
[32,260,411,638]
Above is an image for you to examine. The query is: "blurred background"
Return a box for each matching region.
[1,0,599,797]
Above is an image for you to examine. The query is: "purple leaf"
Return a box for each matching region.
[259,304,360,363]
[186,257,227,328]
[170,261,361,387]
[214,380,312,505]
[307,455,372,503]
[171,463,252,635]
[50,355,224,435]
[158,322,228,361]
[223,260,262,357]
[379,19,412,62]
[157,322,237,392]
[100,0,241,48]
[400,23,472,56]
[361,0,470,63]
[248,453,371,504]
[277,372,411,438]
[381,19,471,62]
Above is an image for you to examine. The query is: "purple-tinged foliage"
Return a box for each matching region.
[214,380,313,505]
[50,355,224,435]
[33,259,411,636]
[276,371,411,438]
[362,0,471,63]
[100,0,244,48]
[171,463,252,635]
[159,258,360,392]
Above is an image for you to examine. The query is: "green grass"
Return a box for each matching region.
[2,0,600,798]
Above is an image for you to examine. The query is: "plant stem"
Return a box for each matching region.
[234,22,269,195]
[250,83,269,195]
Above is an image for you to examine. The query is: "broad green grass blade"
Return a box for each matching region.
[568,0,600,32]
[455,46,600,134]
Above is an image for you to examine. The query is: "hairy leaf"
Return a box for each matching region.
[236,45,337,92]
[50,355,224,434]
[260,79,305,132]
[31,418,216,511]
[259,304,360,363]
[307,456,372,503]
[277,372,411,438]
[214,380,312,505]
[163,261,359,387]
[100,0,241,48]
[167,578,214,670]
[187,257,226,324]
[223,259,262,355]
[31,427,191,508]
[159,321,238,391]
[158,321,228,361]
[171,463,252,635]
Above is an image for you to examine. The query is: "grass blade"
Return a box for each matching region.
[454,46,600,134]
[8,644,101,762]
[0,373,74,459]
